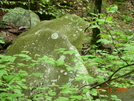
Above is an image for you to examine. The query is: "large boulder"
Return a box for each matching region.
[14,14,89,50]
[1,7,40,28]
[7,14,91,100]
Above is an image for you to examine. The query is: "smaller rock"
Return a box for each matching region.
[0,32,8,43]
[2,7,40,28]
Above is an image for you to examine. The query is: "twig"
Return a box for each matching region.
[90,68,134,90]
[78,63,134,91]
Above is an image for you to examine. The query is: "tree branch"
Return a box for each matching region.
[78,63,134,91]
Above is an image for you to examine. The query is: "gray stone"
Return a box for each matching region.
[2,7,40,28]
[7,14,91,100]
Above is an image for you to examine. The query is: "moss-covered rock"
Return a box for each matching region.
[15,14,89,50]
[7,14,91,100]
[2,7,40,28]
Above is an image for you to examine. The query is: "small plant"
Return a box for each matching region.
[83,4,134,100]
[0,54,28,100]
[0,52,43,101]
[117,14,134,23]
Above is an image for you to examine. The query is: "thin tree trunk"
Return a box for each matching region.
[130,0,134,6]
[91,0,102,47]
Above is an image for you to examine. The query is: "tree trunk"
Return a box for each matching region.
[130,0,134,6]
[91,0,102,47]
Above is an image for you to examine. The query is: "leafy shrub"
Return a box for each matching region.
[0,54,28,100]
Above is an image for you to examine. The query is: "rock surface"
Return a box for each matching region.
[15,14,89,50]
[1,7,40,28]
[7,14,91,100]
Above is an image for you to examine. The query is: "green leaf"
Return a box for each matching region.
[14,53,31,60]
[106,16,113,21]
[55,48,66,54]
[61,88,71,93]
[90,89,98,96]
[54,97,69,101]
[70,95,82,100]
[45,96,52,100]
[17,63,27,67]
[93,57,103,63]
[32,73,43,77]
[111,95,121,101]
[0,40,5,44]
[63,50,76,55]
[18,70,28,76]
[96,76,105,83]
[59,84,70,89]
[123,44,134,51]
[97,19,105,24]
[106,5,118,13]
[40,56,55,65]
[0,69,7,78]
[13,88,22,94]
[97,39,112,44]
[0,55,16,63]
[48,90,56,96]
[56,59,65,66]
[3,75,14,82]
[66,66,74,71]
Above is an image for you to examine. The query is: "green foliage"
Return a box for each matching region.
[117,14,134,23]
[0,38,5,44]
[0,1,134,101]
[1,0,91,19]
[106,5,118,13]
[84,4,134,100]
[111,95,122,101]
[0,54,28,100]
[0,50,89,100]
